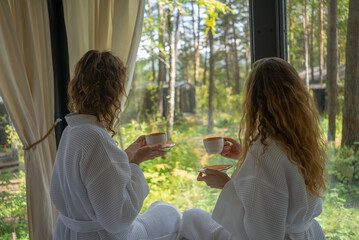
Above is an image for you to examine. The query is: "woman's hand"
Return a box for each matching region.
[220,137,242,160]
[197,169,231,189]
[125,135,146,162]
[130,144,167,165]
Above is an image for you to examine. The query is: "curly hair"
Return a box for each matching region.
[235,57,327,197]
[67,50,127,136]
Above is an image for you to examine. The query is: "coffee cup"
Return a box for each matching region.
[145,132,167,145]
[203,137,224,154]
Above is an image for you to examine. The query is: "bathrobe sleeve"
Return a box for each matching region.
[79,129,149,234]
[212,148,290,239]
[213,178,289,240]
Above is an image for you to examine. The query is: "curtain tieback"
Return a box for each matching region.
[23,118,62,151]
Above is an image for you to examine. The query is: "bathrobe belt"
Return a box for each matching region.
[59,214,104,233]
[286,220,314,234]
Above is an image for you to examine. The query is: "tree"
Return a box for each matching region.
[203,34,208,85]
[222,9,231,87]
[158,1,166,117]
[302,0,310,90]
[167,8,181,142]
[148,0,156,83]
[318,0,324,84]
[341,0,359,148]
[243,1,250,78]
[229,0,240,94]
[191,0,201,86]
[197,0,228,131]
[310,0,315,82]
[208,28,215,131]
[327,0,338,141]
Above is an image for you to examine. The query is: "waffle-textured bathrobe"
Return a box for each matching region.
[180,138,326,240]
[50,114,181,240]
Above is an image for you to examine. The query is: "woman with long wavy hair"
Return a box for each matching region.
[180,57,327,240]
[50,50,181,240]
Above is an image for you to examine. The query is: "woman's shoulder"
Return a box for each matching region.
[237,137,295,191]
[249,137,288,162]
[71,122,110,142]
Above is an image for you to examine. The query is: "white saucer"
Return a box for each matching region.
[198,164,232,173]
[159,144,176,151]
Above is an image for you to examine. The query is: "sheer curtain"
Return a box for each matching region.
[63,0,145,102]
[0,0,57,239]
[0,0,145,239]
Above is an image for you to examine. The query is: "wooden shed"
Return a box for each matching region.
[162,81,197,117]
[298,65,345,112]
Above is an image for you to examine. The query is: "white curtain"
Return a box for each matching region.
[63,0,145,104]
[0,0,145,239]
[0,0,57,239]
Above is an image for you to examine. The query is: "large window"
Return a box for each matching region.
[122,0,358,238]
[0,0,357,239]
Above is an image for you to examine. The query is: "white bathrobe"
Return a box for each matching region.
[50,113,181,240]
[180,138,326,240]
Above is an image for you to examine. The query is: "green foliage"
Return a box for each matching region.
[318,188,359,239]
[0,115,8,129]
[197,0,230,34]
[327,145,359,205]
[319,113,343,142]
[5,124,22,149]
[196,84,242,124]
[0,171,29,239]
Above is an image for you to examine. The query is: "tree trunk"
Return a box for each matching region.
[287,0,292,63]
[310,1,315,82]
[245,11,250,78]
[203,34,208,85]
[342,0,359,148]
[327,0,338,142]
[167,10,180,142]
[223,24,231,87]
[148,0,156,83]
[302,2,310,90]
[318,0,324,84]
[191,1,200,86]
[208,28,215,132]
[229,1,240,94]
[186,65,190,83]
[158,2,166,117]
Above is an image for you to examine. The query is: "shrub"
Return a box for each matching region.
[327,145,359,206]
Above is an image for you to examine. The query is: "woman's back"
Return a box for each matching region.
[50,114,150,239]
[212,138,325,239]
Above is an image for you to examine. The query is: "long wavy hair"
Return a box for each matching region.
[67,50,127,136]
[235,57,327,197]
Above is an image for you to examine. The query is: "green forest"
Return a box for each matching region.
[1,0,359,239]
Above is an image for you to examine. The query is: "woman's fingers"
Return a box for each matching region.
[223,137,240,146]
[148,150,166,159]
[197,172,205,181]
[204,168,221,175]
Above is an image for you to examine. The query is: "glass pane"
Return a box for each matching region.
[120,0,358,239]
[0,96,28,238]
[287,0,358,238]
[121,0,250,213]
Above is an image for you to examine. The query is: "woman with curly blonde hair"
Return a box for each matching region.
[50,50,181,240]
[180,57,327,240]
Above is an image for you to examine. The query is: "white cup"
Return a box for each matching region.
[145,132,167,145]
[203,137,224,154]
